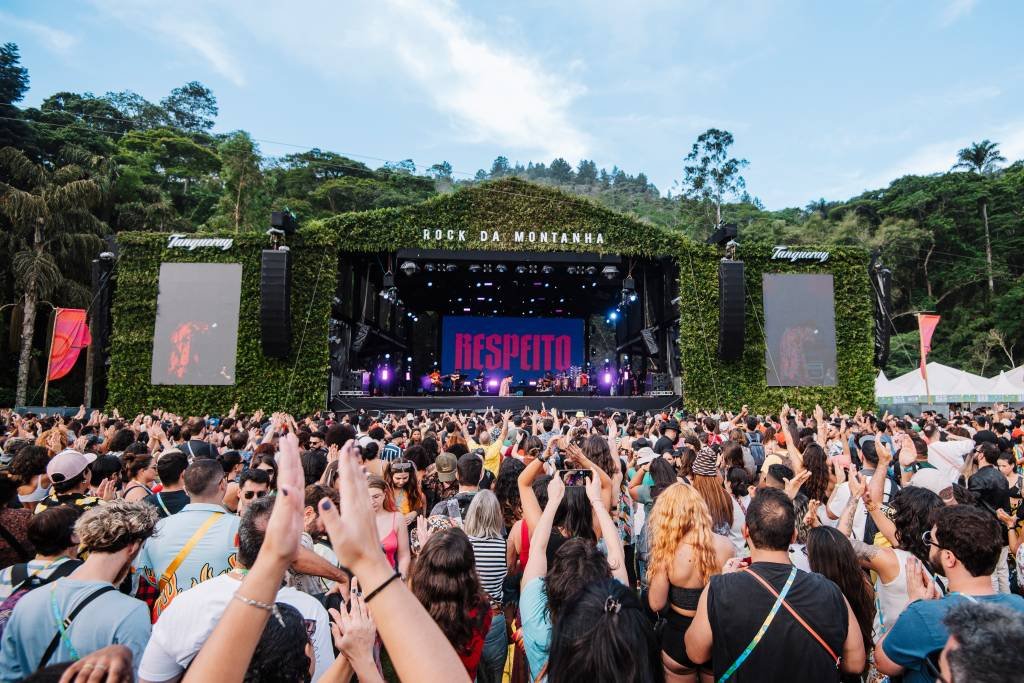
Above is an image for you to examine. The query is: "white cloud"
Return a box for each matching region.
[89,1,246,86]
[939,0,979,27]
[0,11,77,53]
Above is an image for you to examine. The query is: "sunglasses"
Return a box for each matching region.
[243,490,268,500]
[922,529,947,551]
[390,463,413,473]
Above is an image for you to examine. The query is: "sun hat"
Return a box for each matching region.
[635,447,657,467]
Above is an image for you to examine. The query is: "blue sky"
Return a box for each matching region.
[2,0,1022,209]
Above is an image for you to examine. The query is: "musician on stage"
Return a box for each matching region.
[498,374,512,397]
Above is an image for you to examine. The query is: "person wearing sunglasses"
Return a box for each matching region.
[237,468,271,519]
[874,505,1024,683]
[384,458,424,527]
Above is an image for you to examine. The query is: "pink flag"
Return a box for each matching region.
[47,308,91,381]
[918,313,941,399]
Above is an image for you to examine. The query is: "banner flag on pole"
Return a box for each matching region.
[47,308,91,381]
[917,313,941,401]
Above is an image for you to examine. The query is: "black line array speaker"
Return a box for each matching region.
[260,249,292,358]
[640,328,659,356]
[717,260,745,361]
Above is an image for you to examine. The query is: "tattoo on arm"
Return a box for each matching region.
[850,539,880,564]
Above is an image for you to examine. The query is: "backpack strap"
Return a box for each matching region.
[37,585,116,670]
[742,567,839,666]
[157,513,224,598]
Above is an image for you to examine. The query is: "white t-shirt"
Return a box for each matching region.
[927,440,973,483]
[138,573,333,682]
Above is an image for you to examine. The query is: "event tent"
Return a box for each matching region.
[987,369,1024,403]
[877,362,991,405]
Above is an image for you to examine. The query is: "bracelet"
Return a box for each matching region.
[233,592,285,626]
[363,571,402,603]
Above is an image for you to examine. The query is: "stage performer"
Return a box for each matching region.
[499,374,513,397]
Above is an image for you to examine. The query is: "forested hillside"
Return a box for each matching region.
[0,42,1020,406]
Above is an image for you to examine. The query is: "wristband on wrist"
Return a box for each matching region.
[363,571,402,603]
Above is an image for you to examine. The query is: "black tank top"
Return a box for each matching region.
[707,562,848,682]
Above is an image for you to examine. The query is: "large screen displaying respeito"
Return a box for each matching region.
[151,262,243,385]
[441,315,584,382]
[762,274,838,387]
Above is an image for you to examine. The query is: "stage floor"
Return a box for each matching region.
[329,394,682,414]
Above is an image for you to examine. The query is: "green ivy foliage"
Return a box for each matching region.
[106,227,337,415]
[107,179,872,415]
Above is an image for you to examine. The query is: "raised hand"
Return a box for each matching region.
[319,440,388,575]
[783,469,811,500]
[546,471,566,507]
[905,557,941,602]
[804,500,822,528]
[262,432,305,565]
[329,578,379,667]
[848,469,866,500]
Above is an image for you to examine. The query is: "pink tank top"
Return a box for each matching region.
[381,512,399,569]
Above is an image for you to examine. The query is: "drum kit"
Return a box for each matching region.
[536,367,589,394]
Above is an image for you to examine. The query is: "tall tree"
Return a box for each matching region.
[0,147,105,405]
[680,128,749,231]
[549,157,573,183]
[214,131,265,233]
[489,156,510,177]
[576,159,597,185]
[160,81,218,132]
[428,161,453,180]
[0,43,31,150]
[953,139,1006,293]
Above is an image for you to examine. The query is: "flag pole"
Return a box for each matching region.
[42,307,58,408]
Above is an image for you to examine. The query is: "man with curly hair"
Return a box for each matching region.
[0,500,158,681]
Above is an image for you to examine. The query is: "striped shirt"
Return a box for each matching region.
[381,443,403,462]
[469,535,507,604]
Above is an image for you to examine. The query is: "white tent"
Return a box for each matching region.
[986,370,1024,402]
[874,370,889,395]
[877,362,990,405]
[1006,364,1024,386]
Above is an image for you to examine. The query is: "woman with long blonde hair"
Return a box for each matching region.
[647,483,734,683]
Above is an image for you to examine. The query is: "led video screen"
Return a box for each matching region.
[441,316,585,382]
[151,263,243,385]
[762,274,838,387]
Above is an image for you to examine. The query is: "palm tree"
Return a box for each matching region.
[952,139,1006,174]
[952,140,1006,293]
[0,146,106,406]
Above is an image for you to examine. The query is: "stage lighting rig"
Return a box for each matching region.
[379,270,399,303]
[446,263,458,272]
[424,263,436,273]
[621,275,637,305]
[516,265,528,274]
[602,265,619,280]
[585,266,597,276]
[542,265,554,275]
[469,264,482,273]
[400,261,418,276]
[495,264,508,273]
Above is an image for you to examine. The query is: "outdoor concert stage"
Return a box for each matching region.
[329,394,682,414]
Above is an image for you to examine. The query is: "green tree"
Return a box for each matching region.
[213,131,266,233]
[0,147,106,405]
[160,81,218,132]
[0,43,32,151]
[549,157,573,183]
[680,128,749,233]
[428,161,453,180]
[576,159,597,185]
[952,140,1006,293]
[490,156,510,177]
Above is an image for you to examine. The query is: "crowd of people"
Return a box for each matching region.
[0,402,1023,682]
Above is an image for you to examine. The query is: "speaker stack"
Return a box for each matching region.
[717,260,745,361]
[260,249,292,358]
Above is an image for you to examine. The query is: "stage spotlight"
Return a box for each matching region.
[495,264,508,273]
[400,261,418,276]
[609,311,618,321]
[567,266,576,275]
[601,265,619,280]
[516,265,528,274]
[446,263,458,272]
[542,265,554,275]
[469,264,482,273]
[382,271,396,289]
[585,266,597,276]
[385,353,391,359]
[424,263,436,273]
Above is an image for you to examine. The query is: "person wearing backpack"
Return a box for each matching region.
[0,500,157,681]
[745,417,767,472]
[0,506,81,601]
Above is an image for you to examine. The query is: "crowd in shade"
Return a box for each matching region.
[0,403,1023,682]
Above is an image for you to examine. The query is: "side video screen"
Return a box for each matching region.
[762,273,838,387]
